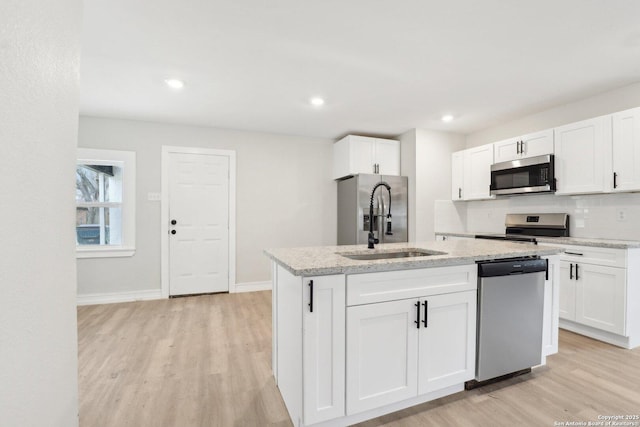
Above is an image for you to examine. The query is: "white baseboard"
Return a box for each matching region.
[77,289,163,306]
[233,280,272,293]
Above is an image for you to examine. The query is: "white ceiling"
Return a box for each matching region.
[80,0,640,139]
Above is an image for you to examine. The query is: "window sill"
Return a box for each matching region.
[76,246,136,259]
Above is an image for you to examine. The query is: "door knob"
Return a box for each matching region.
[171,219,177,225]
[171,230,177,235]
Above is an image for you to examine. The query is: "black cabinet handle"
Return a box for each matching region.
[171,230,176,235]
[171,219,177,225]
[458,188,462,199]
[414,301,421,329]
[614,172,618,189]
[422,300,428,328]
[517,141,521,154]
[570,263,574,279]
[565,251,583,256]
[308,280,314,312]
[545,258,549,281]
[575,264,579,280]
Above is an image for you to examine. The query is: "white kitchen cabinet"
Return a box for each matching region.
[451,151,465,201]
[451,143,493,201]
[273,266,346,426]
[346,298,419,414]
[302,275,346,424]
[418,291,476,394]
[542,256,560,358]
[558,261,576,321]
[611,107,640,192]
[464,144,493,200]
[559,259,626,335]
[574,263,626,335]
[550,244,640,348]
[554,116,611,195]
[346,290,476,415]
[493,129,554,163]
[333,135,400,180]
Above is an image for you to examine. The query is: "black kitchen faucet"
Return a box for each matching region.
[368,181,393,249]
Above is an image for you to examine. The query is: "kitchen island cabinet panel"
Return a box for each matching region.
[302,274,346,425]
[346,299,419,415]
[418,290,476,394]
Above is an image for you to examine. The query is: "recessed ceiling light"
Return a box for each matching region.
[310,97,325,106]
[441,114,454,123]
[164,79,184,89]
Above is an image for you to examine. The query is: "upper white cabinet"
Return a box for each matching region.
[554,116,611,195]
[493,129,554,163]
[333,135,400,180]
[611,107,640,192]
[451,143,493,201]
[451,151,465,200]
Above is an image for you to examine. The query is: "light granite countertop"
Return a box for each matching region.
[435,231,640,249]
[264,240,563,276]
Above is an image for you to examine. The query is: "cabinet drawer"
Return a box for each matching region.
[347,265,477,306]
[560,245,626,268]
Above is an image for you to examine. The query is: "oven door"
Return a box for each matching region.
[490,154,555,196]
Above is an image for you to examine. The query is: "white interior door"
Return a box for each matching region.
[168,152,230,296]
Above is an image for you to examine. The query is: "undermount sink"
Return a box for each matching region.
[339,248,447,261]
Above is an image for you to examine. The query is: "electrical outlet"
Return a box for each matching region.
[617,209,627,222]
[147,192,162,201]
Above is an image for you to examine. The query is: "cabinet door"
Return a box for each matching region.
[521,129,554,158]
[542,256,559,357]
[451,151,465,201]
[575,263,626,335]
[302,275,346,424]
[558,261,576,321]
[612,107,640,192]
[375,139,400,176]
[349,136,377,175]
[346,299,419,415]
[418,291,476,394]
[493,137,521,163]
[554,116,610,195]
[463,144,494,200]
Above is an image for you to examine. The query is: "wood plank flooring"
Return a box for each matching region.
[78,291,640,427]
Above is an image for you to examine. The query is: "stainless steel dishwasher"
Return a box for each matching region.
[469,257,547,387]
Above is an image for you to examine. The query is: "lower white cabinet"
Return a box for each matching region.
[550,244,640,348]
[559,259,626,336]
[346,290,476,415]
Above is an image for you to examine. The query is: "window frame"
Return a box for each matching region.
[76,148,136,258]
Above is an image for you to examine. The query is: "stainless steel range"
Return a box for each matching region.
[475,213,569,243]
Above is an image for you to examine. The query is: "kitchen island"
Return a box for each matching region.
[264,240,563,427]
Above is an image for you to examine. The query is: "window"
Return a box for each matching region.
[76,148,136,258]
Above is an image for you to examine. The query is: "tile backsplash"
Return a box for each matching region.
[435,192,640,241]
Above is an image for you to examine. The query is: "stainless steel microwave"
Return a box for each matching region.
[490,154,555,196]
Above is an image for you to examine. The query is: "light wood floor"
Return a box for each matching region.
[78,291,640,427]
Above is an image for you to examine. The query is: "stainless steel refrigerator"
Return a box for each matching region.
[337,174,408,245]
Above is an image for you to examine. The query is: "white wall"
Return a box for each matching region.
[460,81,640,240]
[401,128,465,241]
[0,1,81,426]
[77,117,336,296]
[467,81,640,148]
